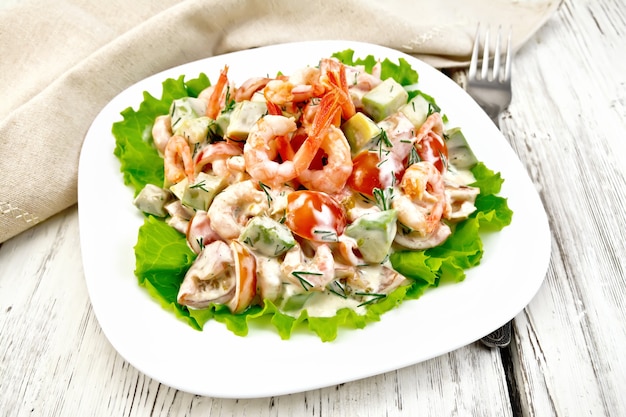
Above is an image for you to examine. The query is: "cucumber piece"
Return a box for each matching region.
[240,216,296,257]
[345,209,397,264]
[362,78,409,122]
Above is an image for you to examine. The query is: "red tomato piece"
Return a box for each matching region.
[227,241,257,314]
[347,151,382,196]
[286,190,347,242]
[348,151,403,197]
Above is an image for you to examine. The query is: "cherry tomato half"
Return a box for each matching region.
[286,190,347,242]
[417,133,448,173]
[347,151,382,196]
[347,151,403,196]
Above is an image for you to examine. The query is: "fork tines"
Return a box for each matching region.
[469,25,512,83]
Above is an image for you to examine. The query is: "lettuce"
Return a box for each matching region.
[113,52,513,342]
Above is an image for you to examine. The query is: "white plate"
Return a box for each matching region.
[78,40,551,398]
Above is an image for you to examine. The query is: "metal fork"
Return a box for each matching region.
[467,25,512,127]
[467,25,514,348]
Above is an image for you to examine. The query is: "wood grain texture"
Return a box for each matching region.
[503,0,626,415]
[1,0,625,415]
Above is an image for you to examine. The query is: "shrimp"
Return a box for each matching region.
[207,180,270,241]
[164,135,194,184]
[297,125,353,194]
[346,265,409,295]
[392,161,446,237]
[415,112,444,143]
[443,182,480,221]
[152,115,172,155]
[212,156,249,184]
[287,81,351,175]
[378,112,417,163]
[414,112,447,173]
[243,115,300,187]
[263,67,324,105]
[280,243,335,292]
[204,65,230,120]
[319,58,356,120]
[195,141,243,174]
[234,76,271,102]
[344,61,382,108]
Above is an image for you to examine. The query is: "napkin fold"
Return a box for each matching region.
[0,0,560,243]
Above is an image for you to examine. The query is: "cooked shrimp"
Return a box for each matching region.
[394,222,451,250]
[415,112,444,143]
[243,115,300,187]
[152,115,172,155]
[443,182,480,221]
[280,243,335,292]
[195,141,243,174]
[263,67,324,105]
[207,180,270,241]
[234,76,271,102]
[378,112,417,162]
[346,265,409,294]
[344,62,382,108]
[287,82,350,175]
[297,125,353,194]
[204,65,230,120]
[392,161,446,236]
[319,58,355,120]
[212,156,248,184]
[164,135,194,184]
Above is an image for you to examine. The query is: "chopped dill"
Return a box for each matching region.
[190,180,208,192]
[355,292,386,307]
[292,271,322,291]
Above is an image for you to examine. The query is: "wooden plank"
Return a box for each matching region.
[502,0,626,415]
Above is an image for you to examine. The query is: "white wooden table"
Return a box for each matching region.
[1,0,625,415]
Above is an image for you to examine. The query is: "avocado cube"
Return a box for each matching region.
[226,100,268,141]
[133,184,172,217]
[240,216,296,257]
[173,116,216,146]
[345,209,398,264]
[362,78,409,122]
[446,128,479,170]
[170,97,207,132]
[341,112,381,155]
[170,172,227,211]
[399,94,431,128]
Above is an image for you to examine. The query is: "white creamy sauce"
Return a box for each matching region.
[444,167,475,186]
[286,291,366,318]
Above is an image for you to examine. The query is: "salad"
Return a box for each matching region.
[113,50,512,342]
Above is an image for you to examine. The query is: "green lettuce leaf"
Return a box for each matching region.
[135,216,199,328]
[333,49,419,86]
[112,51,513,342]
[112,74,211,195]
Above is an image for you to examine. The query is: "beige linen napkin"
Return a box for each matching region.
[0,0,560,243]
